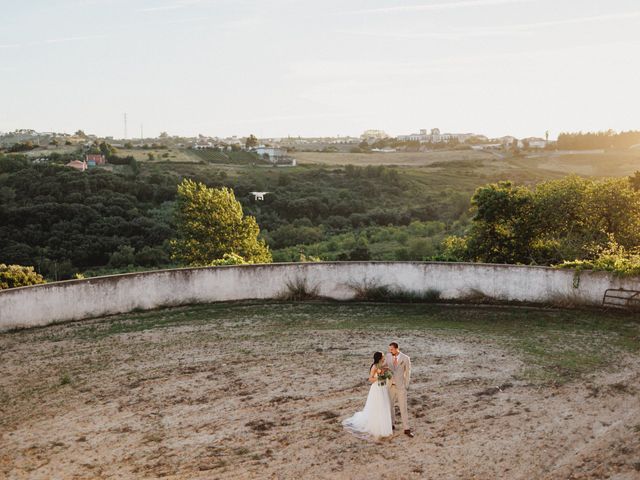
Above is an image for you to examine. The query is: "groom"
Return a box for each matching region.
[385,342,414,437]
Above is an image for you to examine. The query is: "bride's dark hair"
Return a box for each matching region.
[370,351,383,370]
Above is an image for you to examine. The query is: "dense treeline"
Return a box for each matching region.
[234,165,467,253]
[557,130,640,150]
[0,155,176,279]
[3,151,639,278]
[446,176,640,266]
[0,156,469,278]
[273,220,450,262]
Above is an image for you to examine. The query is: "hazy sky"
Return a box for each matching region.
[1,0,639,139]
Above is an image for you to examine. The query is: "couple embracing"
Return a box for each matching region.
[343,342,414,440]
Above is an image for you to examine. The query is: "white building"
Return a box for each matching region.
[360,130,390,142]
[253,146,296,165]
[397,128,474,143]
[499,136,518,146]
[523,137,547,149]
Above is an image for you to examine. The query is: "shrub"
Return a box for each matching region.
[351,281,441,303]
[135,246,169,267]
[0,264,46,289]
[555,236,640,277]
[279,277,320,301]
[209,253,247,266]
[439,235,468,262]
[109,245,136,268]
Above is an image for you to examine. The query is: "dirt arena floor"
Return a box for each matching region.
[1,302,639,479]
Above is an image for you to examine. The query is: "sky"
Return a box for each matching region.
[1,0,639,139]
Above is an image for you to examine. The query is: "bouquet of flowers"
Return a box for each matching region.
[376,367,392,386]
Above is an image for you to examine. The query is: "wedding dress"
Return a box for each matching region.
[342,372,392,439]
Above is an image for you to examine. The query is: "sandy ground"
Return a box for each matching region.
[1,305,640,480]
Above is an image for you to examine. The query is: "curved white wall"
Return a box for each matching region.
[1,262,639,331]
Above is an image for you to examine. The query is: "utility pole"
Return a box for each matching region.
[124,113,128,139]
[140,124,143,142]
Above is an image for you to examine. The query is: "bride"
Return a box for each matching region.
[342,351,393,439]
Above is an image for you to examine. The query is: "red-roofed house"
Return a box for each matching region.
[85,154,106,167]
[66,160,88,172]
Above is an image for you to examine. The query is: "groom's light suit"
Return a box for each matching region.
[385,351,411,431]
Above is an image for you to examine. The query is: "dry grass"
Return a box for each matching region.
[294,150,494,166]
[117,148,201,163]
[519,150,640,177]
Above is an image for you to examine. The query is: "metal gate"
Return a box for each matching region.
[602,289,640,310]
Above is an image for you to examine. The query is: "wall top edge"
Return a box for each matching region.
[0,261,632,296]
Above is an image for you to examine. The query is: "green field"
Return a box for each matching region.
[294,149,495,166]
[115,147,200,163]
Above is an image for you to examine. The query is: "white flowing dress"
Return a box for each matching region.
[342,371,392,439]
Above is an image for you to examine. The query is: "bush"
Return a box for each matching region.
[109,245,135,268]
[135,246,169,267]
[279,277,320,301]
[209,253,247,266]
[439,235,468,262]
[351,281,441,303]
[555,237,640,277]
[0,264,46,289]
[0,154,29,173]
[8,141,36,153]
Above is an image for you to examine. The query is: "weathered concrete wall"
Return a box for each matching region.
[1,262,639,331]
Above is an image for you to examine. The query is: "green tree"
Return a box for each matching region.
[245,134,259,149]
[358,140,371,152]
[629,171,640,191]
[535,176,640,261]
[440,235,468,261]
[465,181,538,263]
[109,245,135,268]
[347,237,371,260]
[171,179,271,266]
[98,141,117,158]
[455,176,640,266]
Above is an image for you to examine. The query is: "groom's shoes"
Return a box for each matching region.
[404,429,414,438]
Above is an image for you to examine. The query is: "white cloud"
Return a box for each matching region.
[346,0,533,15]
[136,0,204,13]
[341,10,640,40]
[43,34,110,44]
[289,40,640,82]
[137,5,186,12]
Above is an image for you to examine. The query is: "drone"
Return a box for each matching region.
[250,191,270,201]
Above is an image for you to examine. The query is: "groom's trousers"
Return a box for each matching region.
[388,384,409,431]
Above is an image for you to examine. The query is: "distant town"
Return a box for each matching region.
[0,126,553,169]
[4,125,640,175]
